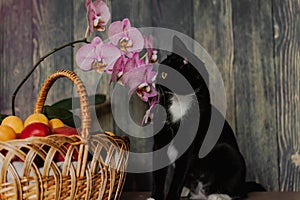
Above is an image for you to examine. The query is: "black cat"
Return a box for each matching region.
[149,36,264,200]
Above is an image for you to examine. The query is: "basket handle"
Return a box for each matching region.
[34,70,91,138]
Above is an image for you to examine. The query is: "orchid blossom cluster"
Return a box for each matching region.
[76,0,159,124]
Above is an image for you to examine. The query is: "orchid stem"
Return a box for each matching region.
[84,26,90,39]
[140,52,148,61]
[11,38,89,116]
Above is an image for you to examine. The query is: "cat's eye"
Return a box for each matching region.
[161,72,167,79]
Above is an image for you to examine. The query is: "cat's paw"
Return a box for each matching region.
[207,194,231,200]
[147,198,155,200]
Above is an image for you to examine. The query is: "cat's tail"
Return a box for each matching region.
[242,181,266,193]
[233,182,266,200]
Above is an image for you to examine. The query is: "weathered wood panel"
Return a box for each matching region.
[232,0,278,190]
[0,0,33,118]
[31,0,73,107]
[273,0,300,191]
[193,0,235,131]
[152,0,193,37]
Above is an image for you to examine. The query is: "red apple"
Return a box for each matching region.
[19,123,51,167]
[20,123,51,139]
[52,127,79,162]
[51,127,78,136]
[54,143,79,162]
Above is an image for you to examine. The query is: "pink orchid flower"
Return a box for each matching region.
[122,64,158,102]
[142,96,159,125]
[76,37,121,72]
[110,55,128,83]
[108,18,144,57]
[123,52,145,73]
[86,0,110,36]
[110,53,144,84]
[144,35,158,64]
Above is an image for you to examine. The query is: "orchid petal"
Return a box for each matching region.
[76,43,97,71]
[76,37,102,71]
[98,44,121,73]
[108,20,124,45]
[125,27,144,53]
[122,66,147,90]
[142,97,159,125]
[108,18,144,55]
[110,55,128,83]
[122,64,157,101]
[94,0,110,24]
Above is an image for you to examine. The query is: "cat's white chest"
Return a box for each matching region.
[169,94,194,122]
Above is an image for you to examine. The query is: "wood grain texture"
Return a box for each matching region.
[193,0,235,130]
[0,0,33,118]
[232,0,278,190]
[273,0,300,191]
[32,0,73,108]
[151,0,193,37]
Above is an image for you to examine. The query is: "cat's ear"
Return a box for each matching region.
[172,36,190,56]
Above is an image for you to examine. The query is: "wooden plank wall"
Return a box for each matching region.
[0,0,299,192]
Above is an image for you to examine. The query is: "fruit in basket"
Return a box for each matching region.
[20,123,51,139]
[49,118,65,131]
[1,115,24,133]
[24,113,49,127]
[52,127,79,162]
[0,125,17,141]
[54,143,79,162]
[52,127,78,136]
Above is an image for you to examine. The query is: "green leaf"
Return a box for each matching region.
[0,114,8,124]
[51,94,106,110]
[42,105,80,128]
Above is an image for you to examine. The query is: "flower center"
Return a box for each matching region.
[117,71,123,80]
[151,50,158,63]
[93,16,105,31]
[137,83,151,97]
[92,58,107,72]
[119,37,133,51]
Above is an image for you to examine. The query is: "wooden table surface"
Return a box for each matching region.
[121,192,300,200]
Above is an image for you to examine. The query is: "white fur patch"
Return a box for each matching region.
[208,194,232,200]
[167,143,179,162]
[181,186,190,197]
[147,198,155,200]
[169,93,194,122]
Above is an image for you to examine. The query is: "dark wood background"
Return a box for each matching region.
[0,0,299,192]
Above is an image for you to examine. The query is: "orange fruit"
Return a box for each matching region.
[24,113,49,127]
[0,125,17,141]
[1,115,24,133]
[49,118,64,131]
[104,131,115,136]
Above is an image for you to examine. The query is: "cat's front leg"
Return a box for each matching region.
[165,149,193,200]
[151,166,168,200]
[151,136,171,200]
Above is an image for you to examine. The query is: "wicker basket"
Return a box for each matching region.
[0,70,130,200]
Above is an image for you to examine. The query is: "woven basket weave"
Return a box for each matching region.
[0,70,130,200]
